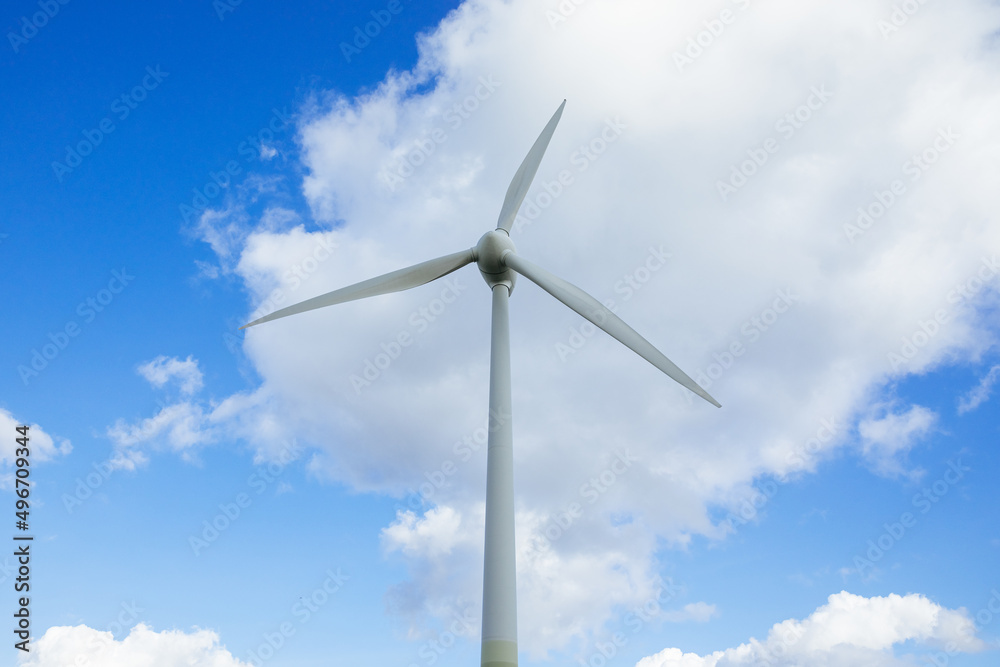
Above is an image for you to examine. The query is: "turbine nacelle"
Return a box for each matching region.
[474,229,518,292]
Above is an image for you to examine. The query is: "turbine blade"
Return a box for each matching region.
[496,100,566,233]
[502,252,721,408]
[241,248,476,329]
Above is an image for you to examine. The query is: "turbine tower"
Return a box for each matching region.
[241,100,721,667]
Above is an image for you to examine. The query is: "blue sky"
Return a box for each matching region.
[3,1,1000,666]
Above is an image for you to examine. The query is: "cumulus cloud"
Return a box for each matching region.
[20,623,250,667]
[137,355,204,395]
[381,505,485,636]
[0,409,71,489]
[957,364,1000,414]
[383,506,480,559]
[857,403,937,477]
[165,0,1000,654]
[0,409,71,466]
[189,175,295,277]
[635,591,986,667]
[107,356,297,469]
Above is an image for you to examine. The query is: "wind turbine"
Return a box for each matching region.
[241,100,721,667]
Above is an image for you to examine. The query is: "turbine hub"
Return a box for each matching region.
[474,230,518,293]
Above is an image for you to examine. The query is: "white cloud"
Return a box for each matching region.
[660,602,719,623]
[383,506,479,559]
[381,500,715,654]
[636,591,986,667]
[189,175,292,277]
[0,409,71,465]
[0,409,71,488]
[958,364,1000,414]
[137,355,204,395]
[20,623,251,667]
[107,401,207,467]
[168,0,1000,655]
[107,358,298,469]
[380,505,486,638]
[857,403,937,477]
